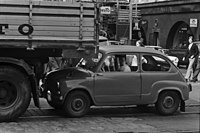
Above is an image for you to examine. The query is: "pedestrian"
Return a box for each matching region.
[120,58,131,72]
[184,35,199,82]
[136,37,144,47]
[191,43,200,82]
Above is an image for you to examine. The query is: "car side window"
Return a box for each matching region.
[142,54,170,72]
[101,54,138,72]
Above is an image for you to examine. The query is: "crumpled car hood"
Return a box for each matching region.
[46,67,92,80]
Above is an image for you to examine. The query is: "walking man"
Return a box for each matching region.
[184,35,199,82]
[191,43,200,82]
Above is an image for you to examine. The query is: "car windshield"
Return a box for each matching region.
[76,52,103,71]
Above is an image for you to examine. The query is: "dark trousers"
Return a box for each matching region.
[193,58,200,80]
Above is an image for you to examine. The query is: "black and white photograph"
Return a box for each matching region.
[0,0,199,132]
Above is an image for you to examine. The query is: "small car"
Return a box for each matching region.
[170,41,200,68]
[168,49,188,68]
[43,45,192,117]
[145,46,179,66]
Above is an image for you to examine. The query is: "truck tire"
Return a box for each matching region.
[0,66,31,122]
[155,91,180,115]
[64,91,91,117]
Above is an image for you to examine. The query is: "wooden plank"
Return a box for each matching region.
[32,8,94,16]
[0,16,94,27]
[32,16,93,22]
[0,7,29,14]
[8,25,94,32]
[0,0,94,7]
[0,15,94,22]
[0,20,29,25]
[33,1,95,8]
[0,0,29,5]
[32,20,94,27]
[33,31,95,37]
[0,36,95,41]
[0,16,29,21]
[33,26,94,32]
[0,7,94,16]
[3,29,94,37]
[0,0,95,9]
[0,41,96,49]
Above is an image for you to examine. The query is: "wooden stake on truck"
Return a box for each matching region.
[0,0,99,122]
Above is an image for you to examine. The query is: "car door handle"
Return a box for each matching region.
[96,73,103,76]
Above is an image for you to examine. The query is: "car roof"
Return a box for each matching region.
[145,45,162,49]
[99,45,163,55]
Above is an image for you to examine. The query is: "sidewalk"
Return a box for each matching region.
[180,68,200,106]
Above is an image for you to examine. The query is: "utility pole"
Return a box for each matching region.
[129,0,133,40]
[129,0,138,42]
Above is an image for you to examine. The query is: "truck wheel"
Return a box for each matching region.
[0,66,31,122]
[47,100,62,110]
[155,91,180,115]
[64,91,91,117]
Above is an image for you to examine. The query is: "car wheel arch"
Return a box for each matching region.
[151,81,185,102]
[63,88,94,106]
[156,89,183,103]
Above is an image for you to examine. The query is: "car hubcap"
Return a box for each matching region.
[163,96,174,108]
[0,81,17,108]
[72,98,84,111]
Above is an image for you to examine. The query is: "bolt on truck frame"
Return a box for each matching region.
[0,0,99,122]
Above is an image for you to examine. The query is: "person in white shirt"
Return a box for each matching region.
[136,38,144,47]
[120,58,131,72]
[184,35,199,82]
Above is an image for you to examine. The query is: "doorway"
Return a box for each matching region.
[167,21,192,49]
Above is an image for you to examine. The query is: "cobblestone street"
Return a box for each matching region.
[0,96,199,133]
[0,116,161,133]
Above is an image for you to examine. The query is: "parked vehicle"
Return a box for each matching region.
[43,45,192,117]
[145,46,179,66]
[168,49,188,68]
[169,41,200,68]
[99,39,120,46]
[0,0,99,121]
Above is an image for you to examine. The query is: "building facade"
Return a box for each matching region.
[101,0,200,49]
[139,0,200,49]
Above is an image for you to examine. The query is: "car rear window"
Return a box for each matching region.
[142,54,170,72]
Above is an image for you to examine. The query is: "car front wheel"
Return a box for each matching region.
[64,91,91,117]
[156,91,180,115]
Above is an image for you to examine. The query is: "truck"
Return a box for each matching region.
[0,0,100,122]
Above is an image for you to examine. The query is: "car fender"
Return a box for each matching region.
[150,80,190,103]
[60,79,95,105]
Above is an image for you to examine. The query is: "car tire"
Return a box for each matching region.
[0,66,31,122]
[156,91,180,115]
[64,91,91,117]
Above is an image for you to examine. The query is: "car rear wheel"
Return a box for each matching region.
[156,91,181,115]
[64,91,91,117]
[156,91,180,115]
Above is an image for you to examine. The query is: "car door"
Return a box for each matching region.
[94,53,141,105]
